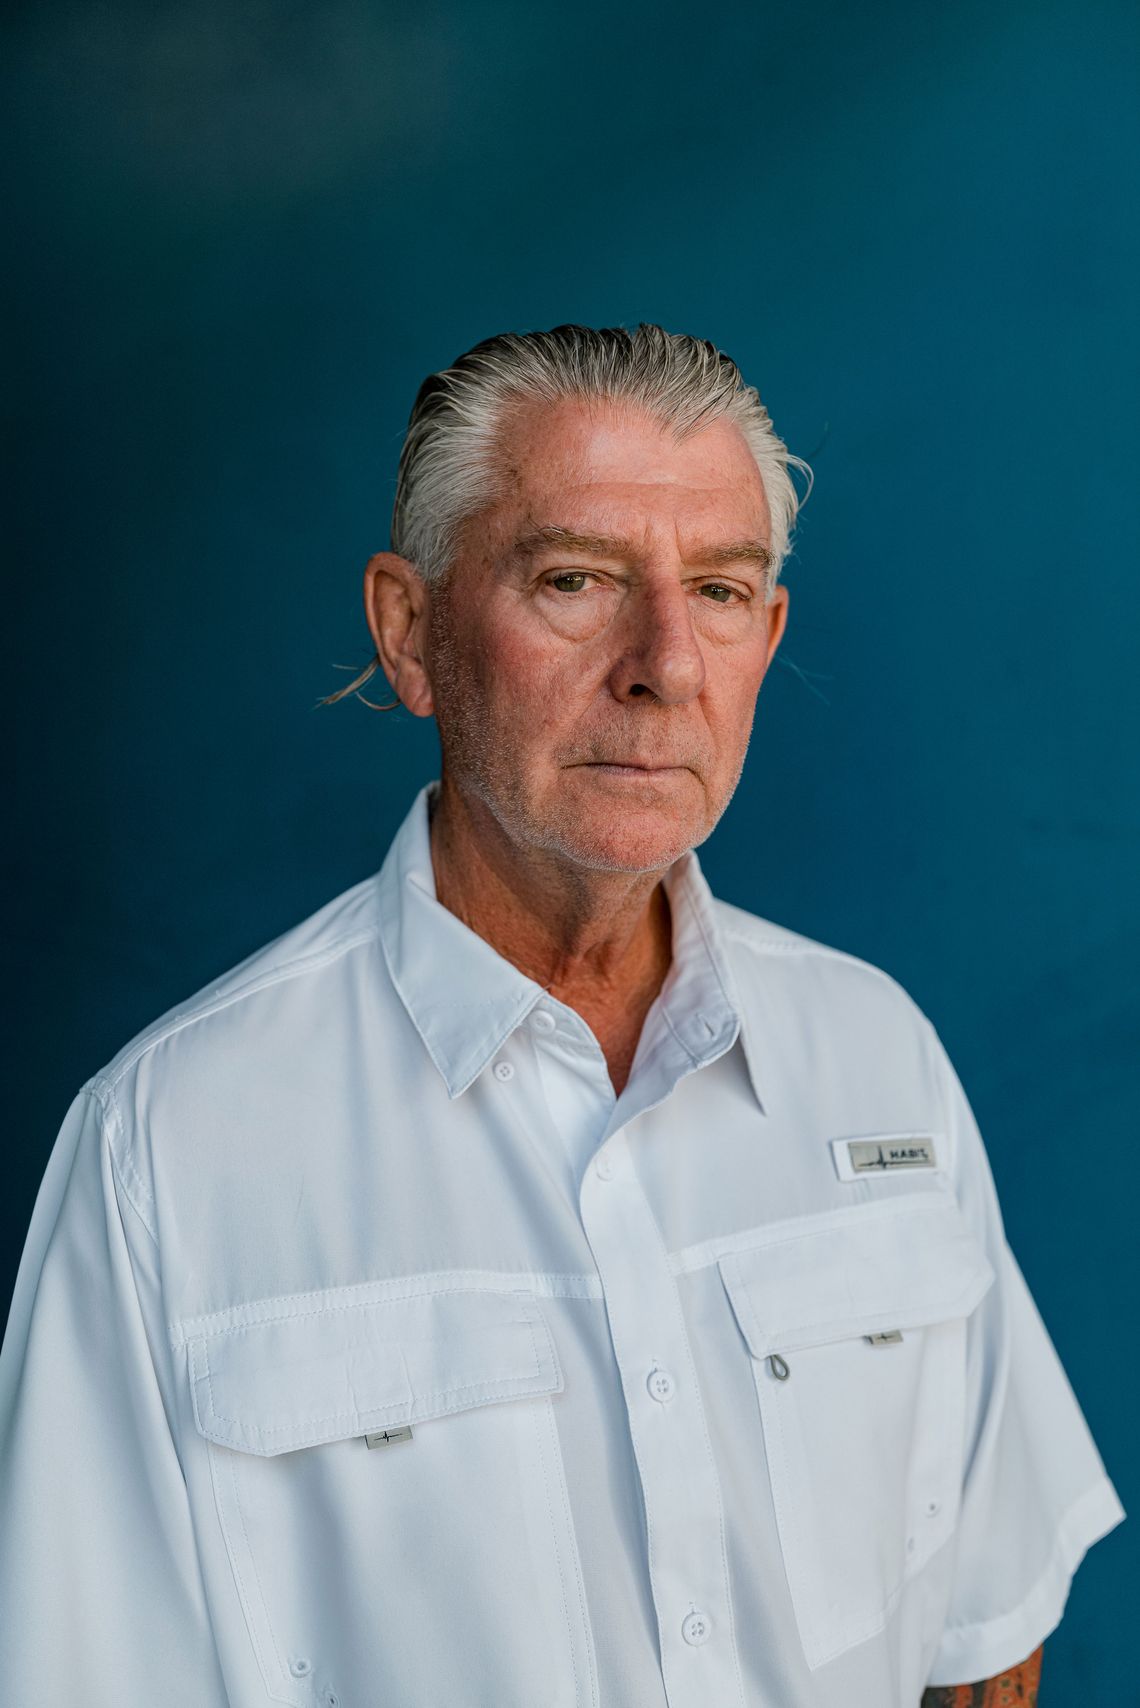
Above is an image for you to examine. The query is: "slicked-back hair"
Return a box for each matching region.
[394,322,810,588]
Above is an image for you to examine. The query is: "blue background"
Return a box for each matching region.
[5,0,1137,1694]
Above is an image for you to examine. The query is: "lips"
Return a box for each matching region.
[580,761,687,772]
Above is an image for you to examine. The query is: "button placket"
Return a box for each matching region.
[579,1126,744,1708]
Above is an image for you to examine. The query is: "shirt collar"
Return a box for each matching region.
[375,782,765,1111]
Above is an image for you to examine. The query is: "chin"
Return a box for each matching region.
[538,808,704,875]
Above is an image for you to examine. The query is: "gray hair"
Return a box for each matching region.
[324,322,811,707]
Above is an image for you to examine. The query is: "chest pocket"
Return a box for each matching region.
[178,1279,597,1708]
[718,1191,994,1671]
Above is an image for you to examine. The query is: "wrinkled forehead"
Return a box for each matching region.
[479,394,772,557]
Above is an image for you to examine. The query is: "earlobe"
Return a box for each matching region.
[396,663,435,719]
[363,551,436,719]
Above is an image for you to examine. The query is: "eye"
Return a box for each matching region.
[548,572,590,593]
[699,582,736,603]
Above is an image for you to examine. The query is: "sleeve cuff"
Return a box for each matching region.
[925,1477,1126,1686]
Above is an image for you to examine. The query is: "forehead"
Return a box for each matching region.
[487,396,771,549]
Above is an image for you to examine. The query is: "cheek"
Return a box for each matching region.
[486,632,594,730]
[701,657,766,754]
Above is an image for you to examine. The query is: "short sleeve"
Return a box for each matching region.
[922,1028,1125,1686]
[0,1087,230,1705]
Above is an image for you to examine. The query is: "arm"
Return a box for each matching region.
[921,1644,1042,1707]
[0,1089,230,1704]
[918,1019,1123,1690]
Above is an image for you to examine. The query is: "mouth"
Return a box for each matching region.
[578,761,689,775]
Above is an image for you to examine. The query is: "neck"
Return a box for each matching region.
[428,776,676,1094]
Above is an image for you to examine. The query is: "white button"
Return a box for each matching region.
[681,1610,711,1646]
[594,1151,614,1180]
[924,1497,941,1517]
[289,1658,313,1677]
[493,1060,514,1082]
[647,1367,676,1403]
[530,1008,556,1034]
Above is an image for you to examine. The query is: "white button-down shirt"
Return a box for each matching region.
[0,782,1123,1707]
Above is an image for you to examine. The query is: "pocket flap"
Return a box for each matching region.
[182,1283,562,1456]
[718,1192,994,1359]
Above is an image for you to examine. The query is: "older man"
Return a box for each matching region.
[0,325,1122,1707]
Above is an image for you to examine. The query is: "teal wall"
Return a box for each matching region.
[5,1,1136,1693]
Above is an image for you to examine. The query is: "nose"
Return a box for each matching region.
[607,579,706,705]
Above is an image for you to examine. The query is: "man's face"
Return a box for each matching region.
[424,396,789,874]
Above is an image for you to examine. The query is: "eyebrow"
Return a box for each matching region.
[512,524,774,576]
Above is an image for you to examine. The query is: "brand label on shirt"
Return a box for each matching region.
[364,1426,414,1449]
[830,1133,940,1182]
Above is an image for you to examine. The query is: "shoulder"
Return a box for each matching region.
[710,896,946,1099]
[81,871,389,1184]
[713,897,933,1026]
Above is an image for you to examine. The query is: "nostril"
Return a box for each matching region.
[629,683,648,695]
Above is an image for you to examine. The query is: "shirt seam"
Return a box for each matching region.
[96,925,385,1094]
[934,1477,1124,1644]
[718,922,922,996]
[680,867,739,1007]
[192,1292,536,1343]
[670,1187,955,1275]
[86,1076,159,1246]
[170,1269,605,1347]
[659,1000,701,1067]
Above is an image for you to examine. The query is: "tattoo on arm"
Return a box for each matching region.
[920,1644,1042,1707]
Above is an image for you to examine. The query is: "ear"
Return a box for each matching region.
[764,582,790,667]
[362,552,435,718]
